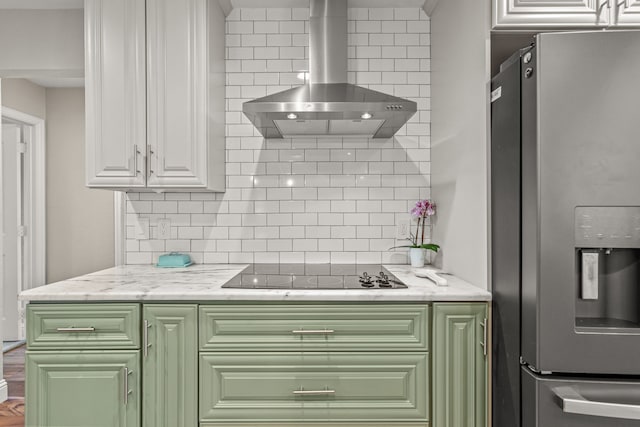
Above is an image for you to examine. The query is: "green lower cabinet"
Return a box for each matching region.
[199,352,429,424]
[25,350,140,427]
[143,304,198,427]
[432,303,488,427]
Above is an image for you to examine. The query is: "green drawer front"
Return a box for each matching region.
[199,304,429,352]
[27,303,140,349]
[199,352,429,423]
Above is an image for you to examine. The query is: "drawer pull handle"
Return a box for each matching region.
[56,327,96,333]
[293,388,336,396]
[291,329,335,335]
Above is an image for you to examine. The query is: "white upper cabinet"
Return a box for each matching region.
[616,0,640,25]
[493,0,640,29]
[85,0,225,191]
[85,0,146,188]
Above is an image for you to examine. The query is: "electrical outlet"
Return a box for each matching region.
[157,218,171,240]
[396,217,411,240]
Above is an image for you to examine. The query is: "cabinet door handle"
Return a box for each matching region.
[134,144,140,175]
[56,327,95,333]
[293,388,336,396]
[123,367,133,406]
[143,319,152,358]
[291,329,335,335]
[147,145,154,176]
[480,318,487,356]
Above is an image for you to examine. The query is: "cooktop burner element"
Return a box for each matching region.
[221,264,408,290]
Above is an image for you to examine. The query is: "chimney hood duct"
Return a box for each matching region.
[242,0,417,139]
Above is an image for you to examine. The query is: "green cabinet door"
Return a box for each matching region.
[25,350,140,427]
[433,303,488,427]
[142,304,197,427]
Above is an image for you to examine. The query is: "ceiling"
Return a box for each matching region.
[0,0,428,10]
[230,0,426,7]
[27,77,85,88]
[0,0,82,8]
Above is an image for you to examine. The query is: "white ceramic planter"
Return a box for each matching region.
[409,247,426,268]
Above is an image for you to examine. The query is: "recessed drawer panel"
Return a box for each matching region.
[199,304,429,352]
[199,352,429,423]
[27,303,140,349]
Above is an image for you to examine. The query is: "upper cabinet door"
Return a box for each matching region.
[85,0,146,188]
[146,0,209,188]
[493,0,611,29]
[615,0,640,25]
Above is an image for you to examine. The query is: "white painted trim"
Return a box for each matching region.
[114,192,126,266]
[0,80,4,403]
[2,106,46,340]
[0,379,7,403]
[2,106,46,290]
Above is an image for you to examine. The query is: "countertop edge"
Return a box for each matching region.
[20,264,492,302]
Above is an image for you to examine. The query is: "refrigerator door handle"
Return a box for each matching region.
[554,386,640,420]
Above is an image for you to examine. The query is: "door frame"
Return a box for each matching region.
[1,106,46,339]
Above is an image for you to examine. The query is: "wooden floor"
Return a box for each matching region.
[0,345,25,427]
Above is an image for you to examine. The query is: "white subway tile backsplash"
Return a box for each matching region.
[267,8,291,21]
[369,8,394,21]
[348,8,368,20]
[254,21,279,33]
[241,8,266,21]
[228,21,253,34]
[125,7,431,265]
[279,20,305,34]
[267,33,292,46]
[356,20,381,33]
[381,20,407,33]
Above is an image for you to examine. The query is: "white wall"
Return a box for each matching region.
[0,9,83,78]
[45,88,114,283]
[430,0,491,289]
[125,7,433,265]
[1,78,46,119]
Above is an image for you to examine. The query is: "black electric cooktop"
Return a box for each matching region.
[221,264,407,290]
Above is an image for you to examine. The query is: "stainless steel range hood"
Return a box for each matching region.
[242,0,417,139]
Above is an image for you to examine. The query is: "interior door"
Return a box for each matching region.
[2,123,21,341]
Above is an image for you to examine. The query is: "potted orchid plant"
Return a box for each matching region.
[391,199,440,267]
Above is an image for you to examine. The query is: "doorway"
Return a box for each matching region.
[1,108,45,343]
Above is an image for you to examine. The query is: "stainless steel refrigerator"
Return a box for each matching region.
[491,30,640,427]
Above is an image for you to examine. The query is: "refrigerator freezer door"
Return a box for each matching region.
[521,30,640,375]
[522,368,640,426]
[491,47,529,427]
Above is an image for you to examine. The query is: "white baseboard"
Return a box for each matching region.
[0,378,8,402]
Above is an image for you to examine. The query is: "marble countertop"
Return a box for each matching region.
[19,264,491,302]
